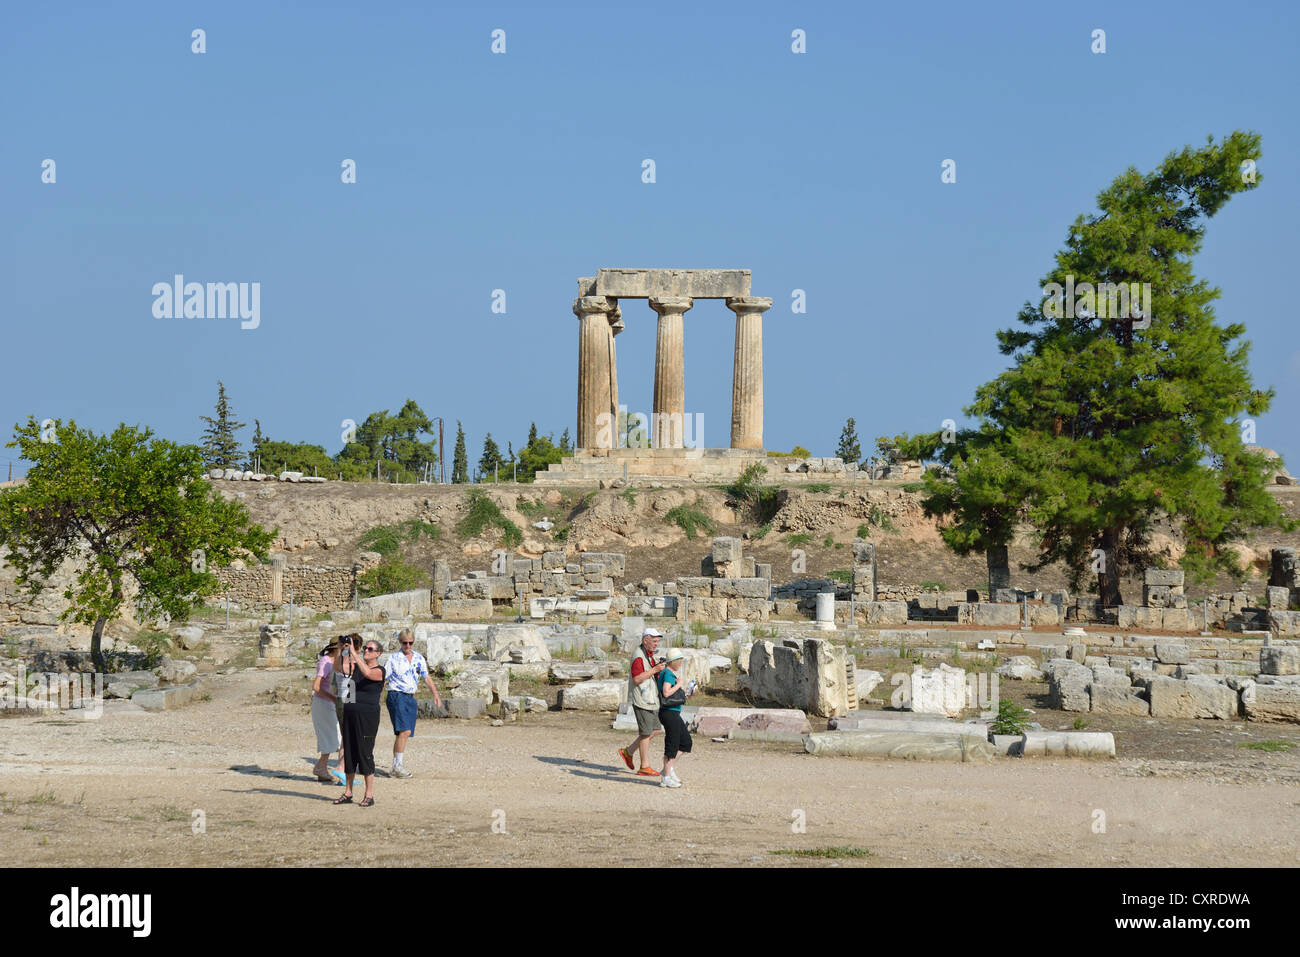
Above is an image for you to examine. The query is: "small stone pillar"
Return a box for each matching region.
[431,560,451,617]
[726,297,771,450]
[269,553,287,605]
[257,623,289,667]
[650,296,693,448]
[815,592,837,631]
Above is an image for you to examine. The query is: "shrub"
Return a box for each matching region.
[359,519,440,555]
[665,502,714,539]
[785,533,812,547]
[458,490,522,547]
[359,557,427,596]
[990,699,1031,736]
[806,483,831,494]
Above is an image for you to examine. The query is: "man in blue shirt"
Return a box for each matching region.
[383,627,443,778]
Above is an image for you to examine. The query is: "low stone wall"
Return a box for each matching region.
[213,556,378,613]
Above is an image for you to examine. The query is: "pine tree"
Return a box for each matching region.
[244,419,266,471]
[900,132,1290,605]
[199,381,245,469]
[452,421,469,483]
[835,418,862,465]
[478,433,504,480]
[559,427,572,453]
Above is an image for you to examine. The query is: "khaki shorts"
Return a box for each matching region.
[634,705,661,735]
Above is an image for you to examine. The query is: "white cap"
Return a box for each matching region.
[643,627,663,638]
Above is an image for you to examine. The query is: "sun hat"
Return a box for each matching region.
[643,627,663,638]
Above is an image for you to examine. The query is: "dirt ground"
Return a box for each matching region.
[3,667,1298,868]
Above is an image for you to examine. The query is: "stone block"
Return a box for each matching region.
[1144,568,1185,588]
[864,601,908,625]
[968,603,1022,627]
[559,679,626,711]
[484,623,551,663]
[691,597,730,621]
[446,697,487,719]
[676,576,713,597]
[1143,584,1173,607]
[712,577,769,599]
[441,599,493,621]
[579,552,626,578]
[1267,586,1291,610]
[755,563,772,581]
[105,671,159,699]
[729,597,771,621]
[549,661,608,681]
[1089,684,1149,716]
[711,536,743,565]
[1030,604,1062,627]
[1269,611,1300,637]
[1160,608,1194,632]
[907,663,967,717]
[132,680,202,712]
[1260,646,1300,676]
[1148,676,1237,719]
[1242,683,1300,723]
[1154,641,1190,665]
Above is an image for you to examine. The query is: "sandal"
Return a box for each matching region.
[358,796,374,808]
[333,793,354,805]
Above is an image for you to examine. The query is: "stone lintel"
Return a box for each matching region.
[593,269,751,299]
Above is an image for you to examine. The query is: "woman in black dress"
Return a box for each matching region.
[333,634,385,808]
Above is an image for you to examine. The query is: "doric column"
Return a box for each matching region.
[574,296,614,449]
[726,296,771,450]
[650,296,692,448]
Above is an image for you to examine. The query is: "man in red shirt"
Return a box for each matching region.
[619,628,667,776]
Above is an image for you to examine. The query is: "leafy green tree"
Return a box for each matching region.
[257,439,335,477]
[559,427,572,454]
[0,418,275,672]
[478,433,504,481]
[835,418,861,465]
[517,431,563,483]
[906,132,1289,605]
[199,381,245,469]
[336,399,437,481]
[452,421,469,483]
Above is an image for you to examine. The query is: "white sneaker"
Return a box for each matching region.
[669,771,682,786]
[393,765,413,779]
[660,775,681,788]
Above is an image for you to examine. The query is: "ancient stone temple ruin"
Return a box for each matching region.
[538,268,774,484]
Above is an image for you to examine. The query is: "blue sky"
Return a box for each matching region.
[3,0,1297,477]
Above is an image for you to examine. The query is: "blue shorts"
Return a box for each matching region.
[386,691,418,736]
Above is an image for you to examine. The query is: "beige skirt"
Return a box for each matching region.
[311,694,341,753]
